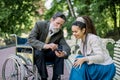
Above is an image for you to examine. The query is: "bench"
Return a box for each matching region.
[113,39,120,79]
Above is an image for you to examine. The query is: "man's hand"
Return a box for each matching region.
[43,43,65,57]
[55,51,65,57]
[43,43,58,51]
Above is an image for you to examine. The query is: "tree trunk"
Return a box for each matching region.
[66,0,76,18]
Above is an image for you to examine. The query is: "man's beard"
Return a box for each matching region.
[50,23,60,33]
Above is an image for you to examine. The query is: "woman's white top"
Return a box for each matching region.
[78,33,113,65]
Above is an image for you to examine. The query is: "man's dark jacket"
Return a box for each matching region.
[27,21,71,58]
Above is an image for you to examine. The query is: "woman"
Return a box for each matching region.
[69,16,116,80]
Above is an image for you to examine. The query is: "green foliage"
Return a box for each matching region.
[0,0,119,41]
[64,17,75,39]
[39,0,119,40]
[43,0,68,20]
[106,42,114,58]
[0,0,38,38]
[72,0,120,39]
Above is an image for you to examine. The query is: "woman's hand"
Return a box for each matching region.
[73,57,87,68]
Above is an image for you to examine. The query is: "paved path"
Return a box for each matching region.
[0,47,70,80]
[0,47,16,79]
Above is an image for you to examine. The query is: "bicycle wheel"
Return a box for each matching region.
[2,55,25,80]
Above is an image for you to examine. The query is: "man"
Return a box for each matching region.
[27,12,71,80]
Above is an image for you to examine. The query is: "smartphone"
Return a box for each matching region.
[55,48,62,52]
[55,45,63,52]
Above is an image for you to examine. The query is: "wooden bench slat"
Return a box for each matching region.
[113,54,120,61]
[115,67,120,72]
[114,60,120,66]
[114,48,120,52]
[114,53,120,58]
[114,45,120,48]
[114,74,120,80]
[116,67,120,72]
[115,72,120,78]
[114,44,120,46]
[113,61,120,66]
[114,47,120,49]
[113,57,120,62]
[114,60,120,65]
[115,41,120,44]
[114,51,120,55]
[113,62,120,68]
